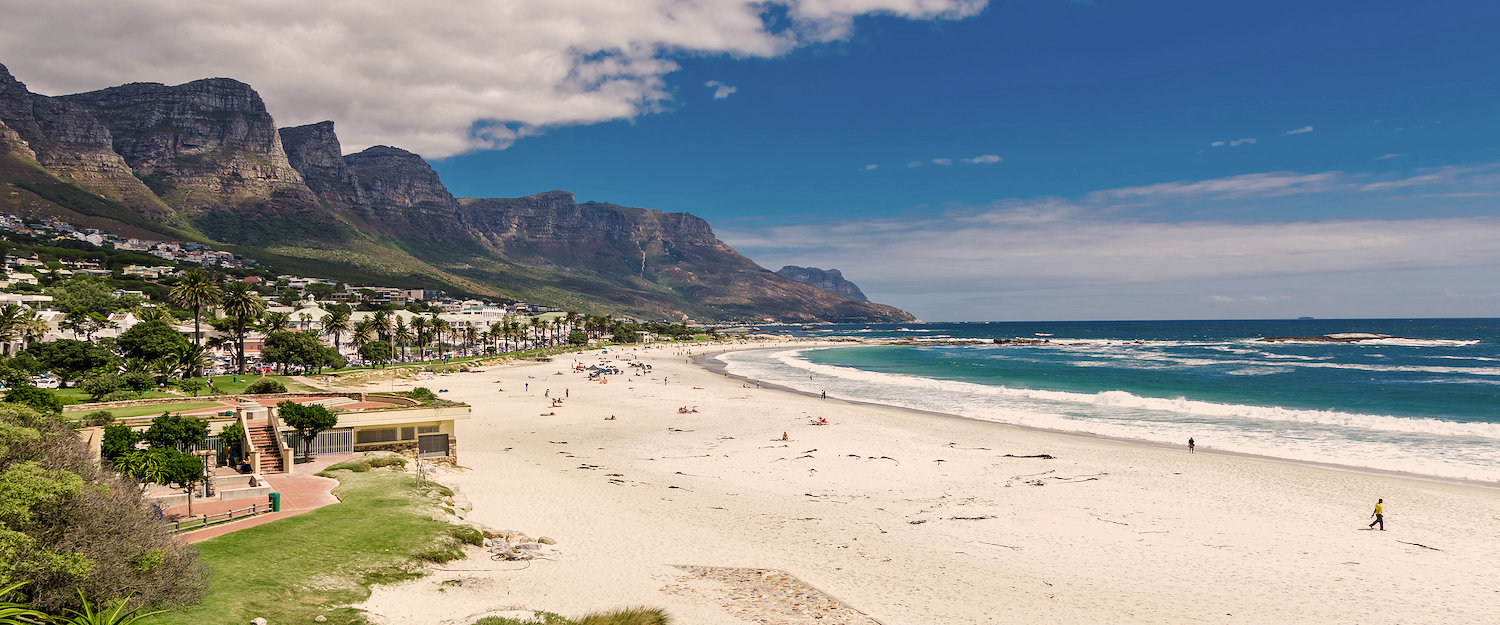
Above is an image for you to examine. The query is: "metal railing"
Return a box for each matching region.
[170,501,275,532]
[282,428,354,456]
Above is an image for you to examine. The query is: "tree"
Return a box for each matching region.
[140,413,208,451]
[393,316,412,361]
[99,424,139,460]
[0,403,205,613]
[320,309,350,357]
[3,386,62,412]
[116,321,188,363]
[168,270,220,348]
[218,282,264,375]
[60,307,114,341]
[358,340,392,367]
[23,340,119,388]
[568,330,589,346]
[176,378,204,398]
[46,276,140,317]
[81,373,126,401]
[260,311,290,334]
[276,401,337,461]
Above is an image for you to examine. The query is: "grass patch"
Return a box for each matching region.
[192,375,318,395]
[471,608,669,625]
[321,454,407,474]
[143,470,464,625]
[63,401,223,419]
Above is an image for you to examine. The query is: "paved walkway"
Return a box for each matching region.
[173,454,356,544]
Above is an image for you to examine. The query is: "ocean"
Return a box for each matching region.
[717,319,1500,483]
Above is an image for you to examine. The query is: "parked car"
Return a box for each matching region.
[32,376,61,389]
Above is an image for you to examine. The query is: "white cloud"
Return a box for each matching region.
[1098,171,1345,201]
[907,161,923,168]
[862,164,878,171]
[1230,137,1257,147]
[705,80,738,100]
[962,154,1002,164]
[931,157,953,165]
[1376,153,1402,160]
[0,0,987,158]
[1285,125,1314,135]
[1210,141,1226,147]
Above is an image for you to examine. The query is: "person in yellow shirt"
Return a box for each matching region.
[1368,498,1385,530]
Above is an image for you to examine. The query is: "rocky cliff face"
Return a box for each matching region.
[59,78,307,198]
[459,192,914,322]
[775,266,870,301]
[53,77,342,243]
[0,62,914,322]
[344,145,467,240]
[279,121,365,209]
[0,63,173,218]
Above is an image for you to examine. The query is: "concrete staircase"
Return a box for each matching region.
[247,421,284,474]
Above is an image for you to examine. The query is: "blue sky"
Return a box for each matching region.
[427,1,1500,320]
[5,0,1499,320]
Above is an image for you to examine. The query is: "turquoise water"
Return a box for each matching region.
[718,319,1500,482]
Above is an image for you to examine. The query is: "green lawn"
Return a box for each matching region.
[145,470,467,625]
[62,401,224,419]
[191,374,320,395]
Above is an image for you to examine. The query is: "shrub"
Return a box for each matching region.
[0,404,206,612]
[121,371,155,393]
[242,378,287,394]
[366,455,407,469]
[99,390,136,403]
[141,413,208,450]
[81,373,125,401]
[449,526,484,547]
[5,386,63,413]
[100,424,139,460]
[81,410,114,427]
[408,387,437,401]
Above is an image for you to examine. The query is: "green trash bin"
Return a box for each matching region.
[269,492,281,512]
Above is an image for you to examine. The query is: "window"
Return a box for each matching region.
[356,428,398,444]
[417,425,440,434]
[401,427,416,440]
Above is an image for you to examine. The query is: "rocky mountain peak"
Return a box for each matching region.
[343,144,465,239]
[279,120,365,208]
[775,266,870,301]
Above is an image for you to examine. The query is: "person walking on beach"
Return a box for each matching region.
[1369,498,1385,530]
[821,390,826,399]
[1188,437,1195,453]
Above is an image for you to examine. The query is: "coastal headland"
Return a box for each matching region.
[357,341,1500,625]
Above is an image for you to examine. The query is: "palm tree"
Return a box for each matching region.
[529,317,544,350]
[220,283,266,375]
[464,326,479,357]
[432,318,453,358]
[170,270,221,347]
[136,306,174,324]
[321,309,351,356]
[261,311,291,334]
[173,343,211,380]
[298,312,312,331]
[372,309,394,343]
[352,318,375,350]
[410,316,429,360]
[0,304,28,346]
[394,316,413,361]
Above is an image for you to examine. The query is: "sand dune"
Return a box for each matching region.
[359,343,1500,625]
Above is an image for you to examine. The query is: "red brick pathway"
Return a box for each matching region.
[173,453,356,544]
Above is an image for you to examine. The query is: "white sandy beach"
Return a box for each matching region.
[358,342,1500,625]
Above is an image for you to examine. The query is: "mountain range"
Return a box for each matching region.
[0,63,912,322]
